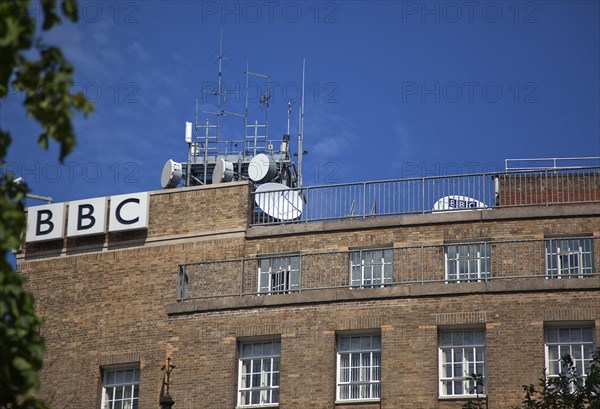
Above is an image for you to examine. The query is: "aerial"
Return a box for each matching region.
[3,1,599,203]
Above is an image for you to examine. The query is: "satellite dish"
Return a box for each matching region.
[248,153,277,183]
[433,195,487,211]
[255,183,303,221]
[161,159,183,189]
[212,158,234,184]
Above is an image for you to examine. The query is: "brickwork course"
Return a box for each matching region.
[17,179,600,409]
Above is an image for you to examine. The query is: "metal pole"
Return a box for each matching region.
[298,59,305,189]
[244,63,249,154]
[25,193,53,203]
[240,259,244,296]
[204,118,210,185]
[422,177,426,214]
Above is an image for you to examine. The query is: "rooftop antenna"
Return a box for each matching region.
[298,58,305,189]
[245,69,271,141]
[164,40,303,190]
[287,100,291,136]
[244,61,249,153]
[216,29,224,140]
[196,34,243,184]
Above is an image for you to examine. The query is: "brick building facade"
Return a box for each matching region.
[18,172,600,409]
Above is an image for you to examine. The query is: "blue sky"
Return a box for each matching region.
[1,0,599,206]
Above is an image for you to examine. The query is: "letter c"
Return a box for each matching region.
[115,198,140,225]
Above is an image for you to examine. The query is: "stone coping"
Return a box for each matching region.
[167,276,600,315]
[247,204,600,238]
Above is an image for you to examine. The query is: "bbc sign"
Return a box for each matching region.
[448,198,479,208]
[26,192,149,243]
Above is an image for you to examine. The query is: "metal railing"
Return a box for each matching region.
[177,237,599,301]
[251,166,600,225]
[505,157,600,171]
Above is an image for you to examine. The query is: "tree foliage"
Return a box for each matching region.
[514,350,600,409]
[0,1,93,407]
[462,350,600,409]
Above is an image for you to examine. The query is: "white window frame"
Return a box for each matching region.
[444,243,491,283]
[545,238,593,278]
[350,249,393,288]
[238,340,281,407]
[258,255,300,294]
[336,334,381,402]
[101,364,140,409]
[544,325,596,387]
[438,329,486,398]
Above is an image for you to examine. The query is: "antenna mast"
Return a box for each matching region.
[298,58,305,189]
[216,31,224,141]
[287,100,291,136]
[164,40,304,192]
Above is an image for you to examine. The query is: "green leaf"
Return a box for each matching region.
[61,0,79,22]
[41,0,60,31]
[1,0,91,406]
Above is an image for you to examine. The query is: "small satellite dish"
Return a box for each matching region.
[255,183,303,221]
[432,195,487,211]
[161,159,183,189]
[248,153,277,183]
[212,158,234,184]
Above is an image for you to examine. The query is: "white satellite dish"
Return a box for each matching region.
[161,159,183,189]
[433,195,487,211]
[212,158,234,184]
[255,183,303,221]
[248,153,277,183]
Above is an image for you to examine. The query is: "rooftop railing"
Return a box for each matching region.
[251,166,600,226]
[505,157,600,171]
[177,236,599,301]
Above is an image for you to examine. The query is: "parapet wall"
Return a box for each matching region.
[18,181,252,262]
[497,172,600,206]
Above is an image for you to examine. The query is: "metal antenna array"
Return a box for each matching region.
[161,38,305,194]
[298,59,305,189]
[244,70,271,156]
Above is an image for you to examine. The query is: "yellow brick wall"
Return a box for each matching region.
[17,184,600,409]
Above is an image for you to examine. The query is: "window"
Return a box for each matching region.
[238,340,281,406]
[336,334,381,402]
[101,365,140,409]
[439,329,486,397]
[258,256,300,294]
[350,249,392,288]
[545,326,596,385]
[445,243,491,282]
[546,238,593,278]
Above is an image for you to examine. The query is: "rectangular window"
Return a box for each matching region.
[545,238,593,278]
[439,329,486,397]
[445,243,491,283]
[258,256,300,294]
[101,365,140,409]
[238,340,281,407]
[545,326,596,385]
[350,249,393,288]
[337,334,381,402]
